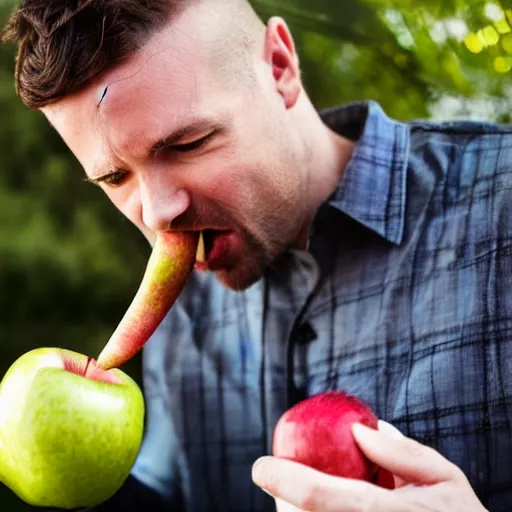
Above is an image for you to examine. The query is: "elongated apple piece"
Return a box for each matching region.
[97,231,198,370]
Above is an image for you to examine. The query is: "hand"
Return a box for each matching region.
[252,420,488,512]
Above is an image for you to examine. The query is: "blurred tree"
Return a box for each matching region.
[252,0,511,122]
[0,3,150,506]
[0,8,150,374]
[0,0,509,509]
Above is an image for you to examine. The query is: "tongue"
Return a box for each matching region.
[207,231,229,264]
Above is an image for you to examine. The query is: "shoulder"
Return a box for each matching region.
[404,118,512,265]
[405,117,512,188]
[407,118,512,163]
[409,117,512,136]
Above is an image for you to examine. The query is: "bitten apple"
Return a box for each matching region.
[0,348,145,509]
[273,391,394,487]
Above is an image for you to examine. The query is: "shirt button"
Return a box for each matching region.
[294,322,317,345]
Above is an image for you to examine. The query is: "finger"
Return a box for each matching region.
[252,456,424,512]
[352,422,464,486]
[377,421,406,488]
[275,497,302,512]
[378,419,405,439]
[394,480,489,512]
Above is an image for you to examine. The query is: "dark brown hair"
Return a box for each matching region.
[2,0,185,109]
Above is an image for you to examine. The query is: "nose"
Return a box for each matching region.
[139,174,191,233]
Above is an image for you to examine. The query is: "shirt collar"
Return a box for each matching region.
[320,100,410,245]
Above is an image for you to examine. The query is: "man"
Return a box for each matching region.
[2,0,510,510]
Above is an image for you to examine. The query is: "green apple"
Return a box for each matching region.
[0,231,197,508]
[0,347,145,509]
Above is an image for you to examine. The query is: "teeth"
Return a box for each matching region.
[196,231,206,262]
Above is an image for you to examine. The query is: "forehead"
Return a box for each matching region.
[93,0,238,112]
[43,7,236,172]
[95,44,208,129]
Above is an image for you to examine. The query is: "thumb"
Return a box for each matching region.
[275,498,303,512]
[352,422,464,486]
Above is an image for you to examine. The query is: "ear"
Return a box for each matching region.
[263,17,301,109]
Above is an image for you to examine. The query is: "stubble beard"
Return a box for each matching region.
[214,214,300,291]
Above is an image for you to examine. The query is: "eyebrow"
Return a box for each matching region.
[148,121,212,156]
[85,118,218,185]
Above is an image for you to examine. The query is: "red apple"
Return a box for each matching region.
[272,391,394,488]
[97,231,198,370]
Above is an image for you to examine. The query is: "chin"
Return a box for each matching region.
[214,258,267,291]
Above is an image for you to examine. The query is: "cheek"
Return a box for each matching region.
[188,152,250,204]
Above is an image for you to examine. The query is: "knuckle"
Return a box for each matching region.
[401,438,425,459]
[298,482,325,511]
[298,482,380,512]
[436,482,472,510]
[357,491,382,512]
[339,490,379,512]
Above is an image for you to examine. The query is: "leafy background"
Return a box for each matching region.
[0,0,510,509]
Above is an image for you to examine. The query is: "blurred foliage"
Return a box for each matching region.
[0,0,509,509]
[253,0,512,122]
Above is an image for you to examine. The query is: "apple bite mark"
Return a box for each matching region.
[61,355,86,376]
[97,231,198,371]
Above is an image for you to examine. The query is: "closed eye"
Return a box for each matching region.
[87,131,215,188]
[102,171,128,186]
[87,170,128,188]
[172,132,214,153]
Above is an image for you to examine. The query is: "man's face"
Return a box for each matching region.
[43,5,308,290]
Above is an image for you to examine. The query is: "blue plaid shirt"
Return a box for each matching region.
[130,101,512,512]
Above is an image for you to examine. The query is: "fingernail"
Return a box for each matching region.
[378,420,404,439]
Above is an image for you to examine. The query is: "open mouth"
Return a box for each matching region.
[195,229,214,263]
[195,229,233,270]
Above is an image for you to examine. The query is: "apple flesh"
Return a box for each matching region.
[0,347,145,509]
[273,391,394,487]
[97,230,198,370]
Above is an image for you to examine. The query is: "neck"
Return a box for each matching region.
[292,99,356,250]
